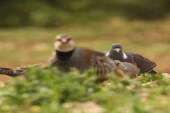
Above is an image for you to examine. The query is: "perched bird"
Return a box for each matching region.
[92,56,140,78]
[106,43,156,73]
[49,34,105,72]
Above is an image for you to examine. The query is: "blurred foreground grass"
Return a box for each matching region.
[0,18,170,72]
[0,68,170,113]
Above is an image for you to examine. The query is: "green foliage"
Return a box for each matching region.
[0,67,99,113]
[0,0,170,27]
[0,68,170,113]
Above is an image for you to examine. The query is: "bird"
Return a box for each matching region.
[106,43,156,74]
[48,34,105,72]
[92,56,140,79]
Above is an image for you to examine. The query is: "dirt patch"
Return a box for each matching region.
[63,101,104,113]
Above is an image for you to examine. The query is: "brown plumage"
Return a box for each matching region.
[92,56,140,78]
[49,34,105,72]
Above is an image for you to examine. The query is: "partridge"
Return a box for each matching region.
[49,34,105,72]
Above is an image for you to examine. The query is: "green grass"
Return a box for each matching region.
[0,68,170,113]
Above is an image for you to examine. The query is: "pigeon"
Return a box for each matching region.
[106,43,156,73]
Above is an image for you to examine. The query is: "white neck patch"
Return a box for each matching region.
[123,53,128,59]
[105,51,110,56]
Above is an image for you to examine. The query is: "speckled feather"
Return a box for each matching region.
[92,56,140,78]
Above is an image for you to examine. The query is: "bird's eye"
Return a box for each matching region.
[120,64,127,70]
[56,38,61,41]
[67,38,71,41]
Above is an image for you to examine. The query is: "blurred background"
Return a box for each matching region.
[0,0,170,79]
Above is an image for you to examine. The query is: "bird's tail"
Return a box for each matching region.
[0,63,46,77]
[0,67,18,77]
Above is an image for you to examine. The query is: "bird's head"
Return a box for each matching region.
[54,34,75,52]
[114,60,140,78]
[111,43,122,53]
[115,60,127,70]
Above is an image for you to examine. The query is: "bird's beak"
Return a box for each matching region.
[61,38,68,44]
[114,48,120,53]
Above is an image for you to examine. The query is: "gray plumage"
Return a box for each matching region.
[106,43,156,73]
[49,48,105,72]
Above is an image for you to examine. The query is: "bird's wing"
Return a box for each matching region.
[131,53,156,73]
[91,56,115,76]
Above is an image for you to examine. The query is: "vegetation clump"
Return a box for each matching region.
[0,67,170,113]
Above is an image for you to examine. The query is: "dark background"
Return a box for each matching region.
[0,0,170,27]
